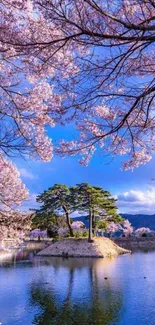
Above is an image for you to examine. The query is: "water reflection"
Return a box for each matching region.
[1,249,155,325]
[0,249,39,267]
[29,259,123,325]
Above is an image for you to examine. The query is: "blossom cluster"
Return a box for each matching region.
[58,227,69,237]
[29,229,47,239]
[135,227,151,237]
[122,220,134,237]
[1,0,155,172]
[0,153,29,210]
[1,0,155,220]
[0,211,32,240]
[106,222,122,236]
[100,221,153,238]
[71,221,85,230]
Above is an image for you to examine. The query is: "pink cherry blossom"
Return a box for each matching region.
[0,210,32,241]
[29,229,41,239]
[135,227,151,237]
[107,222,122,237]
[122,220,134,237]
[1,0,155,172]
[0,153,29,209]
[29,229,47,239]
[1,0,155,223]
[58,227,69,237]
[71,221,85,230]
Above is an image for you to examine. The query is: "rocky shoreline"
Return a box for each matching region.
[2,237,155,254]
[37,237,130,258]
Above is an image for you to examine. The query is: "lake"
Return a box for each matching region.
[0,249,155,325]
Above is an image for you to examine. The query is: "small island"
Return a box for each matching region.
[28,183,130,257]
[1,183,155,256]
[37,237,130,258]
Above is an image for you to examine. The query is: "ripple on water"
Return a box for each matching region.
[0,249,155,325]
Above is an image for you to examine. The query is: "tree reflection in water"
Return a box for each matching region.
[29,258,123,325]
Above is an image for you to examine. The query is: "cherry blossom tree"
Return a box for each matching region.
[0,210,33,241]
[107,222,122,238]
[71,221,85,230]
[0,1,57,228]
[0,154,29,209]
[135,227,151,237]
[71,220,86,237]
[1,1,155,167]
[1,0,155,236]
[1,0,155,169]
[0,153,29,239]
[122,220,134,237]
[0,1,55,161]
[29,228,47,240]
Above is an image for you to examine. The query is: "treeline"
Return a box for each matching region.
[32,183,123,242]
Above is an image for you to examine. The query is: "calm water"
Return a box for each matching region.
[0,249,155,325]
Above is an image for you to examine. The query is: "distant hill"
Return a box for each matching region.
[120,214,155,230]
[72,214,155,230]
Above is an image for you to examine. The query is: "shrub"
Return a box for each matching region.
[82,231,88,238]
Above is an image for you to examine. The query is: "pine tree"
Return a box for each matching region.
[71,184,122,242]
[36,184,74,237]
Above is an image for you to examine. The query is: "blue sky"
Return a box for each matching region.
[13,124,155,215]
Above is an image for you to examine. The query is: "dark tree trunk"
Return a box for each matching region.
[63,205,74,237]
[92,209,95,234]
[88,210,93,242]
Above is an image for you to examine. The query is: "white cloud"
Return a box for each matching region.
[19,168,37,180]
[116,187,155,214]
[71,211,87,218]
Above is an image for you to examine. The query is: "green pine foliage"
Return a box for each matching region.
[33,183,121,241]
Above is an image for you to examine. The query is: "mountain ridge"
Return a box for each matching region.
[72,214,155,230]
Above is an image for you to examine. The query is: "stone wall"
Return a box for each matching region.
[25,240,51,250]
[113,237,155,250]
[0,239,51,250]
